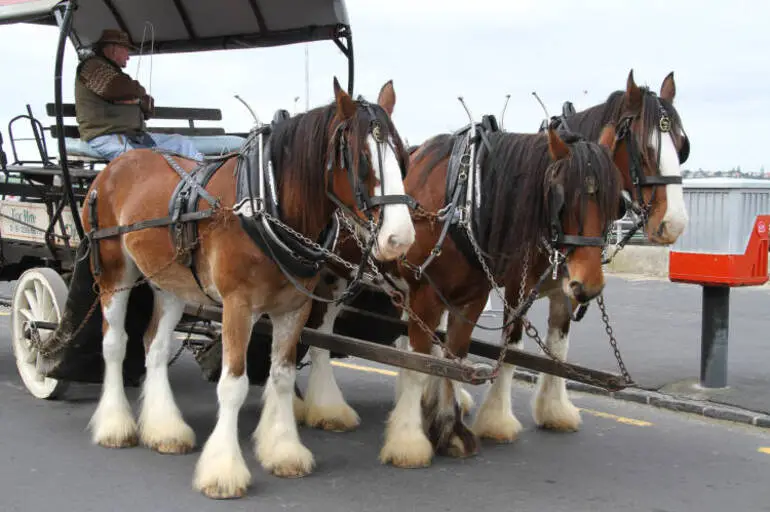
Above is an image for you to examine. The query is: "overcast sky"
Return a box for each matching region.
[0,0,766,172]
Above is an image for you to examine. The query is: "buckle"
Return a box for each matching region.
[233,198,264,218]
[455,206,469,225]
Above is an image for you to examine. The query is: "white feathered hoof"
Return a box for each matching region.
[379,427,434,469]
[472,407,523,443]
[140,417,196,454]
[257,439,315,478]
[305,402,361,432]
[193,450,251,500]
[90,406,138,449]
[532,393,582,432]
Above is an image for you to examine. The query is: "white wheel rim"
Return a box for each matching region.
[11,271,65,398]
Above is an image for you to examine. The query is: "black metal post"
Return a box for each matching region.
[700,284,730,388]
[346,32,354,96]
[53,0,85,241]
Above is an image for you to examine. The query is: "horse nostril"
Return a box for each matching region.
[569,281,585,301]
[388,234,401,248]
[656,221,667,238]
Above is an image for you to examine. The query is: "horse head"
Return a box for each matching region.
[610,69,690,245]
[545,127,621,303]
[326,78,415,261]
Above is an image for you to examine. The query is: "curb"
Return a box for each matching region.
[512,368,770,429]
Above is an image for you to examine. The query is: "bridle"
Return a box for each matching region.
[542,137,612,281]
[614,95,690,220]
[324,100,416,234]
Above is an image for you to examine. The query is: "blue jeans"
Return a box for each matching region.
[87,132,204,162]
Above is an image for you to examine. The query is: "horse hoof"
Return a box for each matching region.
[199,484,248,500]
[305,403,361,432]
[96,433,139,449]
[534,398,582,432]
[444,432,479,459]
[380,430,433,468]
[472,410,523,443]
[193,453,251,500]
[140,419,196,454]
[259,441,315,478]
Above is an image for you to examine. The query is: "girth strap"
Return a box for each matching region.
[91,209,216,240]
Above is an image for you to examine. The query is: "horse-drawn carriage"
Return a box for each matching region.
[1,0,691,500]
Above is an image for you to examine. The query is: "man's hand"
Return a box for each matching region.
[140,94,155,119]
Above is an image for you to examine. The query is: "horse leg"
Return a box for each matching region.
[88,252,140,449]
[193,293,253,499]
[426,311,475,417]
[531,291,581,431]
[138,288,195,454]
[472,296,524,443]
[380,285,441,468]
[422,297,486,458]
[305,345,360,431]
[254,303,315,478]
[303,279,360,432]
[393,310,411,402]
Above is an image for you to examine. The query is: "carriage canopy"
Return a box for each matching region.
[0,0,351,55]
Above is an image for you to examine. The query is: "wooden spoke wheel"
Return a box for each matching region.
[11,267,70,399]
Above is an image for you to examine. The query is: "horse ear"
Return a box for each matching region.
[333,76,356,120]
[377,80,396,116]
[625,69,643,113]
[660,71,676,102]
[547,127,570,161]
[598,123,616,150]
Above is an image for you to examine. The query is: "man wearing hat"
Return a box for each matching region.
[75,29,203,161]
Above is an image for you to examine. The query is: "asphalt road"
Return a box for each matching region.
[2,309,769,512]
[477,274,770,415]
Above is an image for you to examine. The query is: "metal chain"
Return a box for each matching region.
[461,221,543,370]
[336,213,466,364]
[603,202,651,265]
[32,207,231,360]
[596,293,634,384]
[460,213,634,386]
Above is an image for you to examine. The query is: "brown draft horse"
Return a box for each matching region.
[73,78,415,499]
[297,122,621,466]
[378,125,621,467]
[551,69,690,244]
[297,71,691,460]
[470,69,692,444]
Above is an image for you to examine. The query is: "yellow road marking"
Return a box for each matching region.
[759,447,770,455]
[0,312,9,316]
[578,408,653,427]
[330,360,652,427]
[331,360,398,377]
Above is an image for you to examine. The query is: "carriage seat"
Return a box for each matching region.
[63,134,246,160]
[46,103,246,162]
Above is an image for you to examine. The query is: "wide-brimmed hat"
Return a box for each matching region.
[95,29,137,50]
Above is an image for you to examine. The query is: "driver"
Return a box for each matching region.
[74,29,203,162]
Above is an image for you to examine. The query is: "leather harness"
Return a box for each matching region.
[87,104,416,307]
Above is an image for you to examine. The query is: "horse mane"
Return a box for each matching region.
[412,130,620,276]
[268,98,407,235]
[566,87,685,164]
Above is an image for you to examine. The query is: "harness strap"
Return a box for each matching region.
[91,209,216,240]
[158,151,221,209]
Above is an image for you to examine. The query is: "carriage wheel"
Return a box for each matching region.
[10,267,70,399]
